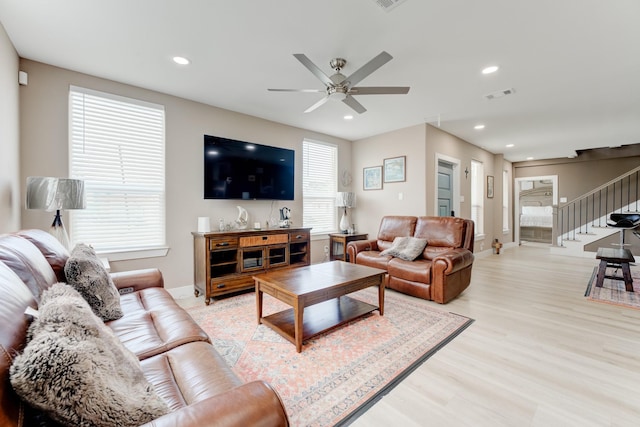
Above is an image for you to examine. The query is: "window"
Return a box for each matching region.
[503,169,510,232]
[470,160,484,236]
[69,86,166,256]
[302,139,337,234]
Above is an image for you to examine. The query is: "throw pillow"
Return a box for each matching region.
[10,283,169,427]
[379,236,428,261]
[64,243,123,321]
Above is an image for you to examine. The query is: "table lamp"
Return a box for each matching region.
[26,177,86,249]
[336,192,356,233]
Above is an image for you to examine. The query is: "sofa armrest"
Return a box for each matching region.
[346,240,379,263]
[111,268,164,292]
[140,381,289,427]
[431,248,474,275]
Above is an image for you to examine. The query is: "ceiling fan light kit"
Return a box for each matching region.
[268,51,410,114]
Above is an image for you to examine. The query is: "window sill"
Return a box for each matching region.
[311,233,332,241]
[97,246,169,262]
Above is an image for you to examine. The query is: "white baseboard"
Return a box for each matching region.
[166,284,196,300]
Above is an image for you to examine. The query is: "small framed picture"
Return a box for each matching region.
[487,175,494,198]
[383,156,406,183]
[363,166,383,190]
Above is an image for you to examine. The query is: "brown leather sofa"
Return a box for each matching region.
[347,216,474,304]
[0,229,289,427]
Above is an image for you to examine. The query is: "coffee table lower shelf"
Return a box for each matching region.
[260,296,378,347]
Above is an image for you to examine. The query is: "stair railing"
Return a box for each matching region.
[555,165,640,247]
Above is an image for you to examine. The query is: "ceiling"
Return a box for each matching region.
[1,0,639,162]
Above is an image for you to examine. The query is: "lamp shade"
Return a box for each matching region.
[25,177,58,210]
[335,192,356,208]
[56,179,86,209]
[26,177,86,211]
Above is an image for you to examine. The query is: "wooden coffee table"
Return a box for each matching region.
[254,261,386,352]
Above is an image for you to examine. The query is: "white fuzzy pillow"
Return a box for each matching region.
[379,236,428,261]
[64,243,123,321]
[10,283,169,427]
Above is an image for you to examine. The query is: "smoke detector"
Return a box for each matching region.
[374,0,408,12]
[484,88,515,100]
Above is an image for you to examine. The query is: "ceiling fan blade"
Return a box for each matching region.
[293,54,333,87]
[304,96,330,113]
[342,95,367,114]
[349,86,410,95]
[343,51,393,88]
[268,88,324,93]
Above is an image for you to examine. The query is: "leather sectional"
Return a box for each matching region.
[0,229,289,426]
[347,216,475,303]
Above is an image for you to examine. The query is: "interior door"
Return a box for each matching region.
[438,161,454,216]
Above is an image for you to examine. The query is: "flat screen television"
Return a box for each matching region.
[204,135,295,200]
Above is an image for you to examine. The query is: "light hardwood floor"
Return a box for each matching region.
[352,245,640,427]
[176,245,640,426]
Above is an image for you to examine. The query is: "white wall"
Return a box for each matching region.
[0,22,20,233]
[18,59,352,289]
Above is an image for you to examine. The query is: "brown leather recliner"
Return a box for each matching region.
[0,229,289,427]
[347,216,474,304]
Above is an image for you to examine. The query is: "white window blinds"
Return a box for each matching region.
[69,86,166,253]
[503,169,509,232]
[303,139,337,234]
[471,160,484,236]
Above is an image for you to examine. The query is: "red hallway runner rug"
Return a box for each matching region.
[585,267,640,310]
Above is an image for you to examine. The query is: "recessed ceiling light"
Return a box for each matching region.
[506,144,514,148]
[526,157,534,160]
[344,115,354,120]
[482,65,499,74]
[172,56,190,65]
[474,124,485,130]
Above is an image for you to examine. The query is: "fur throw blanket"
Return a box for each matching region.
[10,283,169,426]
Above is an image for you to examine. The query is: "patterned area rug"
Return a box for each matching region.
[585,266,640,309]
[185,287,473,426]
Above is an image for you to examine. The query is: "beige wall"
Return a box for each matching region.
[0,22,20,233]
[351,124,427,237]
[514,155,640,253]
[18,59,352,289]
[425,125,513,249]
[352,124,512,250]
[514,156,640,202]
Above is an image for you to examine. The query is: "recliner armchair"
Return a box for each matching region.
[347,216,474,304]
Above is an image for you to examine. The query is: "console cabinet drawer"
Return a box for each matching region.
[210,237,238,250]
[289,231,309,242]
[240,234,288,247]
[209,276,252,293]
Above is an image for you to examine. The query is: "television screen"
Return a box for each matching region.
[204,135,295,200]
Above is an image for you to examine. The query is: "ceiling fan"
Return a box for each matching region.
[268,51,410,114]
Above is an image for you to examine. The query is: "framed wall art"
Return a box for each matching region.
[487,175,494,198]
[383,156,406,183]
[363,166,383,190]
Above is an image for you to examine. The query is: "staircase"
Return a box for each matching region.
[549,165,640,258]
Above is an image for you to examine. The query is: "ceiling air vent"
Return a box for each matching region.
[484,88,515,100]
[374,0,408,12]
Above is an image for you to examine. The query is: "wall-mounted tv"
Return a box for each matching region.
[204,135,295,200]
